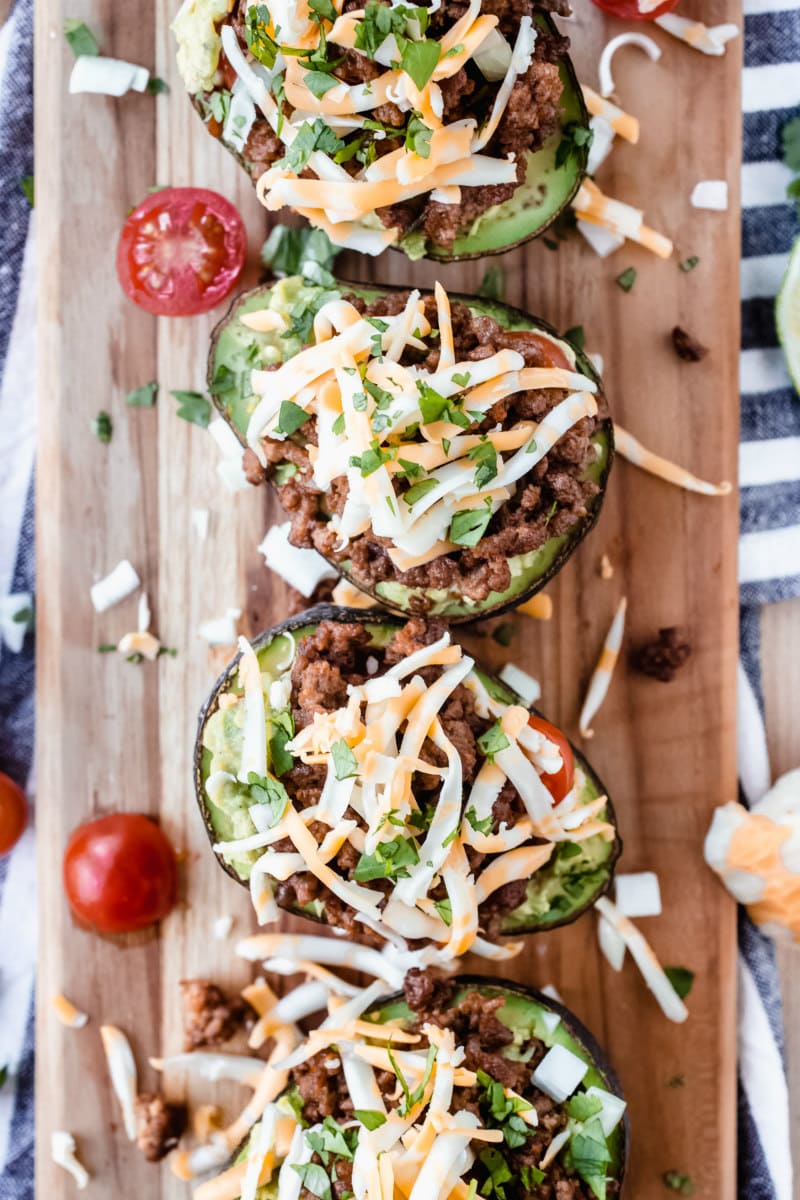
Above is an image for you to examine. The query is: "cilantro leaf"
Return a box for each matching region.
[277,399,310,436]
[291,1163,331,1200]
[278,117,344,173]
[434,898,452,925]
[555,121,593,169]
[354,835,419,881]
[310,0,338,20]
[662,1172,695,1195]
[269,710,295,777]
[126,381,158,407]
[679,256,699,272]
[171,390,211,428]
[64,17,99,57]
[245,5,279,68]
[354,1109,386,1130]
[467,439,498,490]
[477,266,505,301]
[146,76,169,94]
[273,461,299,485]
[781,115,800,173]
[304,69,340,98]
[247,772,290,827]
[664,966,695,1000]
[20,176,34,207]
[615,267,637,293]
[398,36,440,90]
[448,499,493,547]
[331,738,359,780]
[563,324,585,353]
[405,112,432,158]
[91,411,112,443]
[478,721,510,763]
[466,806,494,836]
[403,477,438,507]
[452,371,471,388]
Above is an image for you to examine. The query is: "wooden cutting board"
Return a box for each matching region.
[34,2,742,1196]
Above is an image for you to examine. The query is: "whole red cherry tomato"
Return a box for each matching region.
[117,187,247,317]
[591,0,678,18]
[529,715,575,804]
[63,814,178,933]
[0,772,27,855]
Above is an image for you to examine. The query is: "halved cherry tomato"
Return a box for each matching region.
[117,187,247,317]
[529,715,575,804]
[63,814,178,933]
[591,0,678,18]
[0,772,27,855]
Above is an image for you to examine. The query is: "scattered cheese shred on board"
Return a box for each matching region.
[578,597,627,739]
[614,424,733,496]
[595,896,690,1023]
[100,1024,138,1141]
[51,1131,90,1189]
[50,993,89,1029]
[573,179,672,258]
[654,13,740,55]
[598,33,661,100]
[517,593,553,620]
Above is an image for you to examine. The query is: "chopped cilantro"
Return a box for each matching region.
[350,439,394,477]
[355,2,428,57]
[269,709,295,777]
[403,477,438,507]
[466,807,494,836]
[97,644,117,653]
[309,0,338,20]
[563,325,585,353]
[477,1070,533,1149]
[388,1042,436,1116]
[467,439,498,490]
[477,1146,514,1198]
[397,35,441,90]
[273,461,299,485]
[566,1093,603,1122]
[667,1074,685,1088]
[126,381,158,407]
[478,721,510,763]
[615,267,637,292]
[245,5,279,69]
[544,499,558,527]
[331,738,359,780]
[0,1065,7,1089]
[662,1172,695,1195]
[91,411,112,443]
[277,399,310,435]
[397,458,424,480]
[354,1109,386,1130]
[207,88,231,126]
[11,606,33,626]
[304,69,340,98]
[291,1163,331,1200]
[64,17,99,57]
[278,118,344,174]
[354,835,419,882]
[434,898,452,925]
[146,76,169,94]
[555,121,593,169]
[664,966,695,1000]
[306,1117,357,1164]
[520,1166,546,1189]
[405,112,432,158]
[247,771,289,827]
[171,390,211,428]
[491,622,513,647]
[679,256,700,272]
[20,176,34,206]
[565,1116,612,1199]
[477,266,505,301]
[332,413,346,436]
[452,371,471,388]
[448,499,493,547]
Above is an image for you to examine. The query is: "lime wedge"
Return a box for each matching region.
[776,236,800,394]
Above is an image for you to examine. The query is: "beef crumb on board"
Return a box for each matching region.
[631,627,692,682]
[180,979,254,1051]
[671,326,709,362]
[134,1092,187,1162]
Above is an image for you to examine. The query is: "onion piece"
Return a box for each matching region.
[69,55,150,96]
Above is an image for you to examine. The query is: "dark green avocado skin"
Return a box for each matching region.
[190,12,589,261]
[207,280,614,624]
[231,975,629,1197]
[194,605,622,937]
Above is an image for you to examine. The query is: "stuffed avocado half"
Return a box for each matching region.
[195,606,621,947]
[210,278,613,622]
[224,973,628,1200]
[175,1,589,261]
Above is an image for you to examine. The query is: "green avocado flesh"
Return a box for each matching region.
[234,982,625,1200]
[199,621,617,934]
[210,278,612,621]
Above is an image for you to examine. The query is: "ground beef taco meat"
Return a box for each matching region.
[246,289,608,610]
[200,616,619,948]
[186,2,576,250]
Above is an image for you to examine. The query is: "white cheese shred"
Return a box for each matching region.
[598,33,661,100]
[595,897,689,1023]
[51,1132,90,1189]
[100,1024,138,1141]
[614,425,733,496]
[578,597,627,739]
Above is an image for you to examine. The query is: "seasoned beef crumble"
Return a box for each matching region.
[250,290,608,610]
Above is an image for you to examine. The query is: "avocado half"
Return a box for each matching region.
[208,279,614,623]
[194,605,622,938]
[190,11,588,262]
[230,975,629,1199]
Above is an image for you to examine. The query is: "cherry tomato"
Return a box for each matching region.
[63,814,178,933]
[0,772,27,855]
[117,187,247,317]
[501,331,573,371]
[591,0,678,18]
[529,715,575,804]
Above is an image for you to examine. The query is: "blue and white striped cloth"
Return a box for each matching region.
[0,0,797,1194]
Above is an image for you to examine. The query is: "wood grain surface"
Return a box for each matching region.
[34,2,742,1197]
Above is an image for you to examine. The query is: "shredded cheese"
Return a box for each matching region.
[578,597,627,739]
[614,425,733,496]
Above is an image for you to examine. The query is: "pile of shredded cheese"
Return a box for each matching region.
[205,625,617,957]
[244,282,602,573]
[196,2,557,252]
[149,950,626,1198]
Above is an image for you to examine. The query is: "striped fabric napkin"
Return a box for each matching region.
[0,0,797,1195]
